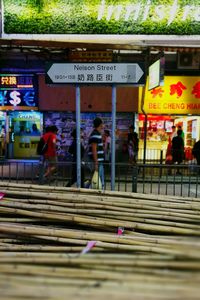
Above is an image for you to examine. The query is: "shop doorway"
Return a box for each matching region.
[8,111,43,159]
[0,112,7,159]
[139,114,197,162]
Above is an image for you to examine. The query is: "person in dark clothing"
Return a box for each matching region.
[132,131,139,163]
[88,117,104,189]
[66,128,85,188]
[104,129,111,163]
[171,129,184,175]
[192,140,200,174]
[127,126,139,164]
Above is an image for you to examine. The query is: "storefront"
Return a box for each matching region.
[0,112,7,158]
[8,111,42,159]
[0,74,41,159]
[2,0,199,161]
[0,72,138,160]
[139,76,200,161]
[43,111,134,162]
[38,72,139,162]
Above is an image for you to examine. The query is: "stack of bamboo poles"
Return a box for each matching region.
[0,182,200,299]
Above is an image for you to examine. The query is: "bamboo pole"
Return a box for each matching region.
[0,183,200,300]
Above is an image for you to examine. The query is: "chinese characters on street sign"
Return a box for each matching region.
[46,63,145,85]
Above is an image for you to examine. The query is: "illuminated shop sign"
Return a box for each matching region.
[98,0,200,25]
[10,111,41,121]
[0,75,34,89]
[0,74,38,110]
[3,0,200,35]
[139,76,200,115]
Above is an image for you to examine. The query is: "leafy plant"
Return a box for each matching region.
[3,0,200,35]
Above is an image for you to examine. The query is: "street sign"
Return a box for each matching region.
[46,63,145,85]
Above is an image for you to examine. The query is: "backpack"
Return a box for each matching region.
[37,137,48,155]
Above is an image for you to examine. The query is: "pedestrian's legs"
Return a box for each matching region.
[128,146,133,164]
[66,163,76,187]
[81,165,85,188]
[133,151,138,164]
[71,163,77,185]
[99,163,105,190]
[196,157,200,174]
[66,163,85,188]
[44,157,57,178]
[38,157,46,184]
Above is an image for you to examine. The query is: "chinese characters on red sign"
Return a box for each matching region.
[150,81,200,99]
[151,87,164,98]
[192,82,200,99]
[170,81,187,98]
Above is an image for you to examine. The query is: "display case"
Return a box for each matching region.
[9,111,43,159]
[186,120,193,146]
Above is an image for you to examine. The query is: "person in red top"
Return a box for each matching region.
[43,125,58,179]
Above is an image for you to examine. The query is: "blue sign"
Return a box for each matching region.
[0,74,38,110]
[0,90,37,107]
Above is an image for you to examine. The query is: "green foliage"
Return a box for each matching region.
[3,0,200,35]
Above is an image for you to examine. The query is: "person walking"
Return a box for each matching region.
[42,125,58,181]
[178,125,185,140]
[88,117,104,189]
[66,128,85,188]
[192,140,200,174]
[171,129,184,175]
[127,126,139,164]
[104,129,111,163]
[132,131,139,164]
[165,137,173,175]
[170,125,177,140]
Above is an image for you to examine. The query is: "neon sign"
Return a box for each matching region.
[0,90,36,107]
[0,75,34,89]
[0,74,38,110]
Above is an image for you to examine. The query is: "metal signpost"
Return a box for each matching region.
[0,0,2,38]
[46,62,145,190]
[75,84,81,189]
[111,85,116,191]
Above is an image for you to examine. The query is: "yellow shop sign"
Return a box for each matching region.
[139,76,200,114]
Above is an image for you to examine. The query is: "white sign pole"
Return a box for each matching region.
[111,84,116,191]
[76,85,81,188]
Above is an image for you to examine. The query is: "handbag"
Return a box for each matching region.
[37,135,51,155]
[91,170,102,190]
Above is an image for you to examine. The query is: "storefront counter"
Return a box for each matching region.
[14,135,40,158]
[138,140,168,161]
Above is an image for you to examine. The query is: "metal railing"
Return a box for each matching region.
[0,160,199,198]
[133,163,200,198]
